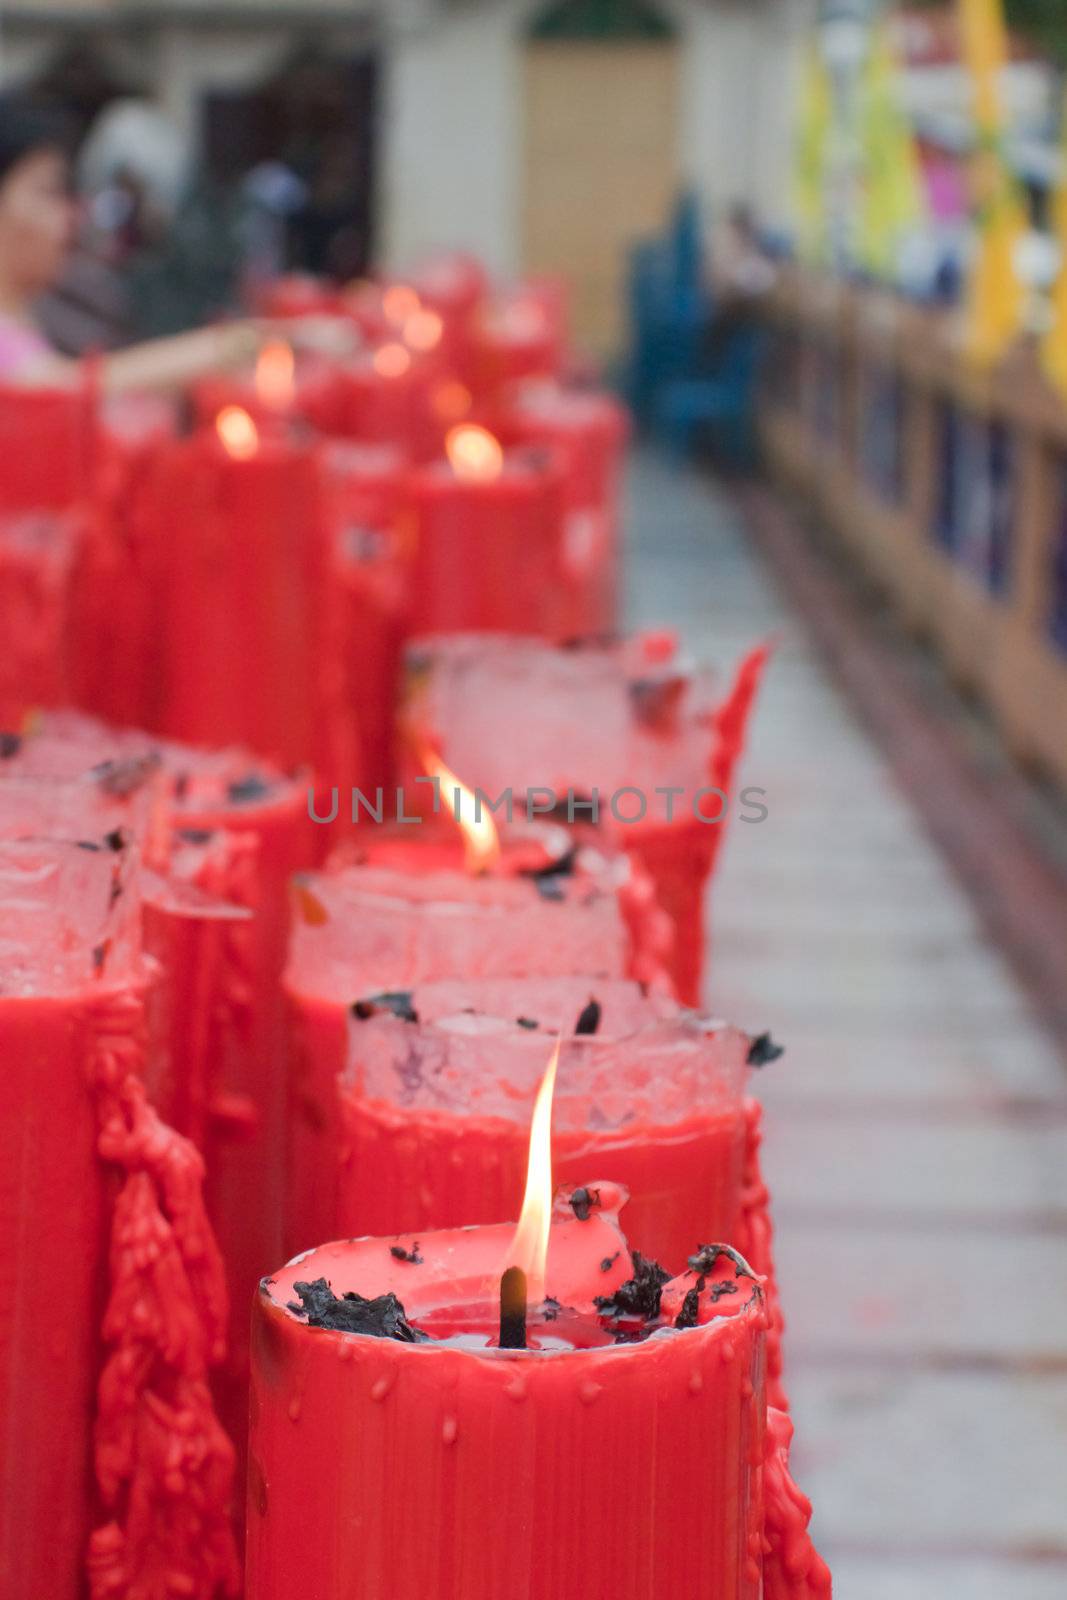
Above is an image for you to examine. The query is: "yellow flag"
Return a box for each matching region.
[795,43,832,267]
[857,23,925,279]
[958,0,1026,365]
[1043,91,1067,396]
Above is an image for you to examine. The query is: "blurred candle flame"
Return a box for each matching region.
[383,284,421,326]
[403,308,444,352]
[506,1040,561,1306]
[255,340,296,409]
[445,423,504,483]
[419,743,500,872]
[373,342,412,379]
[216,405,259,460]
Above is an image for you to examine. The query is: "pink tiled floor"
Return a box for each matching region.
[625,450,1067,1598]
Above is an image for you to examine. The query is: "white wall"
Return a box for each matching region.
[381,1,532,276]
[380,0,814,276]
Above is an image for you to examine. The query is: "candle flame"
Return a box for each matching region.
[403,308,444,352]
[419,743,500,871]
[373,341,412,379]
[445,423,504,483]
[506,1040,561,1305]
[255,340,296,409]
[383,284,421,327]
[216,405,259,460]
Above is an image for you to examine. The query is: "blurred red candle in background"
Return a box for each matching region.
[496,380,630,637]
[406,425,566,636]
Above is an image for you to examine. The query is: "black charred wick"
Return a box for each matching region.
[574,997,601,1036]
[568,1186,600,1222]
[227,773,272,804]
[104,828,128,853]
[522,845,578,881]
[516,1016,539,1030]
[288,1277,425,1342]
[747,1032,785,1067]
[594,1252,670,1324]
[599,1253,620,1273]
[674,1287,701,1330]
[178,827,214,846]
[389,1243,424,1265]
[499,1266,527,1350]
[351,991,419,1024]
[533,875,566,902]
[687,1243,756,1281]
[0,731,21,758]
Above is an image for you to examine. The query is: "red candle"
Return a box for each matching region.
[248,1180,829,1599]
[283,823,671,1255]
[0,380,95,511]
[0,511,79,725]
[144,412,355,781]
[338,975,752,1268]
[4,712,315,1449]
[495,381,630,637]
[0,832,237,1600]
[318,440,411,791]
[333,344,445,461]
[405,427,566,635]
[469,288,564,399]
[190,341,344,436]
[400,632,770,1005]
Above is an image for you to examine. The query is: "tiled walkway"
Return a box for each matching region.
[624,449,1067,1600]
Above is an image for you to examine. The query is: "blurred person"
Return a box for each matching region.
[0,93,289,392]
[710,202,777,306]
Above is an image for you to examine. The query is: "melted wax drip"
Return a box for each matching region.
[85,987,239,1600]
[761,1409,833,1599]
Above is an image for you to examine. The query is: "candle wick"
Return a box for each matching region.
[499,1266,528,1350]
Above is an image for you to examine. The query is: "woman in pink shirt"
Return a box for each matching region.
[0,95,276,392]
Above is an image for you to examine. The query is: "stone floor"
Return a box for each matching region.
[623,448,1067,1599]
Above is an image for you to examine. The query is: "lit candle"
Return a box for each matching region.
[283,788,672,1256]
[495,380,630,637]
[190,339,343,435]
[333,344,444,461]
[249,1086,829,1599]
[339,974,755,1271]
[405,424,567,635]
[318,439,411,792]
[401,632,771,1006]
[144,410,354,781]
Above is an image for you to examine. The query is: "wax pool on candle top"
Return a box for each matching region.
[248,1186,773,1600]
[339,975,752,1272]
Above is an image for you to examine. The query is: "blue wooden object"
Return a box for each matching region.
[652,323,767,466]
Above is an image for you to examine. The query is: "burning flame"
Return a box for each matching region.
[382,284,421,327]
[373,342,412,379]
[506,1041,561,1305]
[216,405,259,461]
[445,423,504,483]
[403,308,444,352]
[419,743,500,871]
[255,340,296,410]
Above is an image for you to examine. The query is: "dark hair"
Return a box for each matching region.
[0,95,75,187]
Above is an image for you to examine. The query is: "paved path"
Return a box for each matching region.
[624,448,1067,1600]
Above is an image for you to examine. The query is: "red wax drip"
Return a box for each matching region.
[85,987,239,1600]
[761,1409,833,1599]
